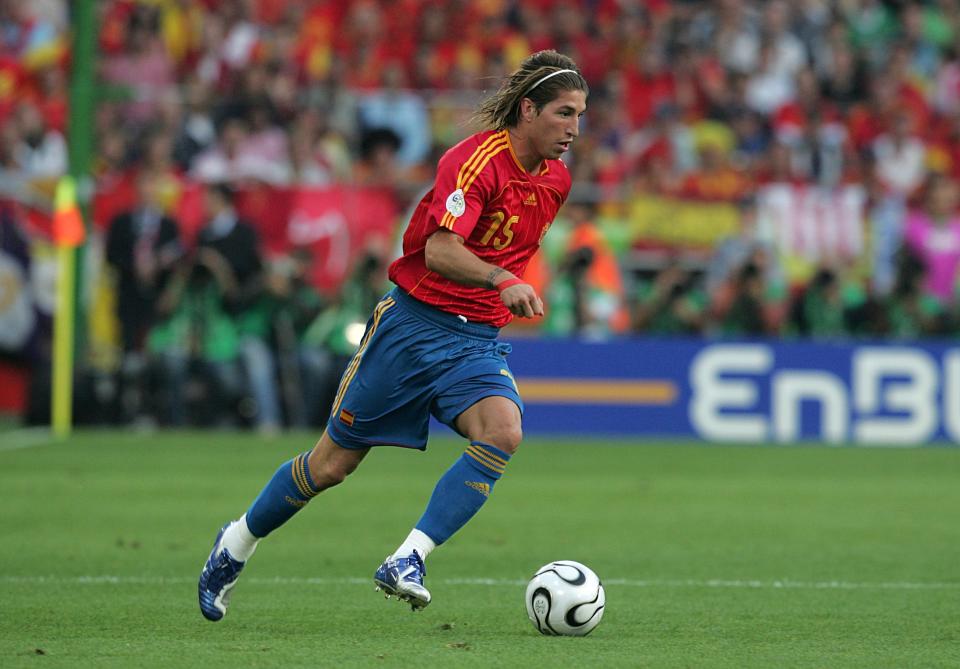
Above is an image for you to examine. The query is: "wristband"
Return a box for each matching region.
[496,277,525,291]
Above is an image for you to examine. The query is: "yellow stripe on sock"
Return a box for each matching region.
[291,455,316,499]
[290,456,307,497]
[303,456,319,498]
[465,446,506,474]
[471,444,508,467]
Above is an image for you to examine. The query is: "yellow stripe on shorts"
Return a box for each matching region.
[329,297,395,420]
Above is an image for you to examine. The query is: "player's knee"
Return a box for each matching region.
[478,424,523,455]
[308,452,362,489]
[310,460,352,488]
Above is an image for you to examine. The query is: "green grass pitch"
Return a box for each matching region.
[1,431,958,668]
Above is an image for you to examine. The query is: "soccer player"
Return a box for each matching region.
[198,50,588,619]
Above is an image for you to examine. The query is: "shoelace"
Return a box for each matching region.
[399,552,426,583]
[205,550,240,590]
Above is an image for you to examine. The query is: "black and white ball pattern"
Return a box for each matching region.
[525,560,605,636]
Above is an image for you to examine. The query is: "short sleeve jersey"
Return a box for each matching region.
[388,129,572,328]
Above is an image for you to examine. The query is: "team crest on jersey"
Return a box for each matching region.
[445,188,466,217]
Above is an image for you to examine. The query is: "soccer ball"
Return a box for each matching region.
[525,560,605,636]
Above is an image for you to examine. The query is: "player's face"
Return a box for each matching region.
[528,89,587,162]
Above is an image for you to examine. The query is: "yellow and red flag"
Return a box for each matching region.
[53,176,85,247]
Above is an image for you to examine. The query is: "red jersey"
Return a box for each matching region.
[389,129,572,327]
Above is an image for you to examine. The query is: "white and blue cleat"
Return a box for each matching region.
[374,551,431,611]
[198,524,245,621]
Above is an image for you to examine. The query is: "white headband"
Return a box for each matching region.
[524,68,578,97]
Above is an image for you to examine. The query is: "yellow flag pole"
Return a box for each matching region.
[51,176,85,438]
[52,244,76,437]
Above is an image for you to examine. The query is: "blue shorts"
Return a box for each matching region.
[325,287,523,450]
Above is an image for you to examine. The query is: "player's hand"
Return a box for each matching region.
[500,283,544,318]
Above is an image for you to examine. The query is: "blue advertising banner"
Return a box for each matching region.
[503,338,960,445]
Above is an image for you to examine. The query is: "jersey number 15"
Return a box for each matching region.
[480,211,517,250]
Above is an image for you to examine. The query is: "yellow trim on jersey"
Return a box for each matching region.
[457,131,507,186]
[439,132,504,230]
[441,142,510,231]
[407,271,432,297]
[459,141,508,194]
[504,130,528,173]
[329,297,395,420]
[457,136,508,191]
[504,130,551,176]
[439,132,509,230]
[440,137,508,229]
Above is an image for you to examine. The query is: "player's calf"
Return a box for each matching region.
[374,441,513,609]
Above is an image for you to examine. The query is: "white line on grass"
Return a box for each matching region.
[2,575,957,591]
[0,427,54,453]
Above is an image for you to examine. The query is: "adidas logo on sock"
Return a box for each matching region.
[464,481,490,497]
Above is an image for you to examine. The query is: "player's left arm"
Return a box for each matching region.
[424,229,543,318]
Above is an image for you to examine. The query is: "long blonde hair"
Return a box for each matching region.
[473,50,587,130]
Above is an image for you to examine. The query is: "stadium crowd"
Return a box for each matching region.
[4,0,960,427]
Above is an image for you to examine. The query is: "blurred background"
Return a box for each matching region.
[2,0,960,441]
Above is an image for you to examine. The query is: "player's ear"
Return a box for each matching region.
[520,97,537,123]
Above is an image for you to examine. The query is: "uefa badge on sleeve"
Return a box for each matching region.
[445,189,466,218]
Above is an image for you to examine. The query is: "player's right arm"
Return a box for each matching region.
[419,133,543,318]
[424,229,543,318]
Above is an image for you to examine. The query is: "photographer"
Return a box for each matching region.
[631,258,706,335]
[196,182,281,432]
[105,171,183,422]
[543,202,627,337]
[715,260,768,337]
[265,247,325,428]
[146,248,243,426]
[884,249,952,339]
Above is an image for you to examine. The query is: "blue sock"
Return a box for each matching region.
[415,441,511,545]
[245,452,319,538]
